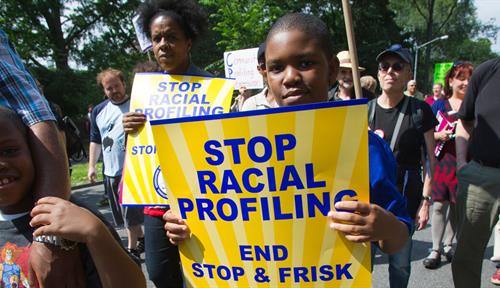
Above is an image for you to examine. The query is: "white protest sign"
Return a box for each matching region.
[132,14,152,53]
[224,47,264,90]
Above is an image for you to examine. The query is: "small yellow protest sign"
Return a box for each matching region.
[121,73,235,205]
[151,100,371,287]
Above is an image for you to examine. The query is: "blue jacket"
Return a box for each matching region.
[368,131,413,235]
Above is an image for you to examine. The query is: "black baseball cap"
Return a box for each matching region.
[257,42,266,64]
[376,44,413,67]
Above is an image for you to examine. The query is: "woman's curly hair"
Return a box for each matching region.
[137,0,207,42]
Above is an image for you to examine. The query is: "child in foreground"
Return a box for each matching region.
[164,13,411,254]
[0,106,145,287]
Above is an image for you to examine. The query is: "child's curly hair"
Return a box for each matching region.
[137,0,207,42]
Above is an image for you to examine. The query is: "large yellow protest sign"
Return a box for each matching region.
[121,73,235,205]
[151,100,371,287]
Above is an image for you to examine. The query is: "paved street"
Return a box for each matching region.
[72,184,498,288]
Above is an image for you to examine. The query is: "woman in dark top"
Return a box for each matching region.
[123,0,211,286]
[423,62,473,269]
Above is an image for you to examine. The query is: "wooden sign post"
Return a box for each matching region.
[341,0,363,99]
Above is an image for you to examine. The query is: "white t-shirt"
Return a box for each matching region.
[241,88,277,111]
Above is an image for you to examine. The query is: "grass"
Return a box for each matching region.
[71,162,103,187]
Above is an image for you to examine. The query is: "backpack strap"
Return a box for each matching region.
[390,96,409,151]
[368,98,377,129]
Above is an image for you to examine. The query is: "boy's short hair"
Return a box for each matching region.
[266,13,334,59]
[0,106,27,136]
[96,68,125,89]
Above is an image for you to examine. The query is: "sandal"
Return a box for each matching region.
[423,250,441,269]
[443,245,454,262]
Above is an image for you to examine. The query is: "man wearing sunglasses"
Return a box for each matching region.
[368,44,438,288]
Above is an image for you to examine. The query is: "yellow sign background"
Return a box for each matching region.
[122,73,234,205]
[151,102,371,287]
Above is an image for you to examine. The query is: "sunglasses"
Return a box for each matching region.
[451,61,472,70]
[378,62,405,72]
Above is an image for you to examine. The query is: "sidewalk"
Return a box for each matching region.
[72,184,498,288]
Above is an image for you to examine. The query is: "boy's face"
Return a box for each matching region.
[264,30,338,106]
[0,120,34,214]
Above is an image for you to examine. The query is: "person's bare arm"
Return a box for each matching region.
[27,121,86,287]
[88,142,102,183]
[415,149,431,231]
[29,121,70,200]
[456,119,473,170]
[31,197,146,288]
[85,222,146,287]
[417,171,432,231]
[423,130,436,179]
[414,130,436,228]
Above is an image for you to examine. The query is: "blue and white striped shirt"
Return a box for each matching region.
[0,29,54,126]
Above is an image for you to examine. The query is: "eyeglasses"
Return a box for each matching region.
[378,62,405,72]
[452,61,473,69]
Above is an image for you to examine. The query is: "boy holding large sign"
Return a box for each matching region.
[164,10,411,270]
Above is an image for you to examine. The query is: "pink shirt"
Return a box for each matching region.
[425,95,435,107]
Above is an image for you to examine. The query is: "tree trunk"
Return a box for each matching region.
[42,1,71,71]
[422,0,435,93]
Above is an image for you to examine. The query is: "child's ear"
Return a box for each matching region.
[328,55,340,86]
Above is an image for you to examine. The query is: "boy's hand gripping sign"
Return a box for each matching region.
[150,100,372,287]
[121,73,235,205]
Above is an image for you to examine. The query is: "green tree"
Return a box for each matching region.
[0,0,146,116]
[199,0,403,79]
[390,0,499,90]
[336,0,403,76]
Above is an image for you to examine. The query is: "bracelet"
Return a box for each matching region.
[422,195,432,202]
[34,235,78,251]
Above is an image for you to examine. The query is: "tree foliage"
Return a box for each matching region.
[0,0,146,116]
[1,0,498,116]
[390,0,499,90]
[199,0,403,77]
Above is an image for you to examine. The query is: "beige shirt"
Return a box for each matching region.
[241,88,277,111]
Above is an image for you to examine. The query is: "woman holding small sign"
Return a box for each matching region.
[423,62,473,269]
[123,0,212,287]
